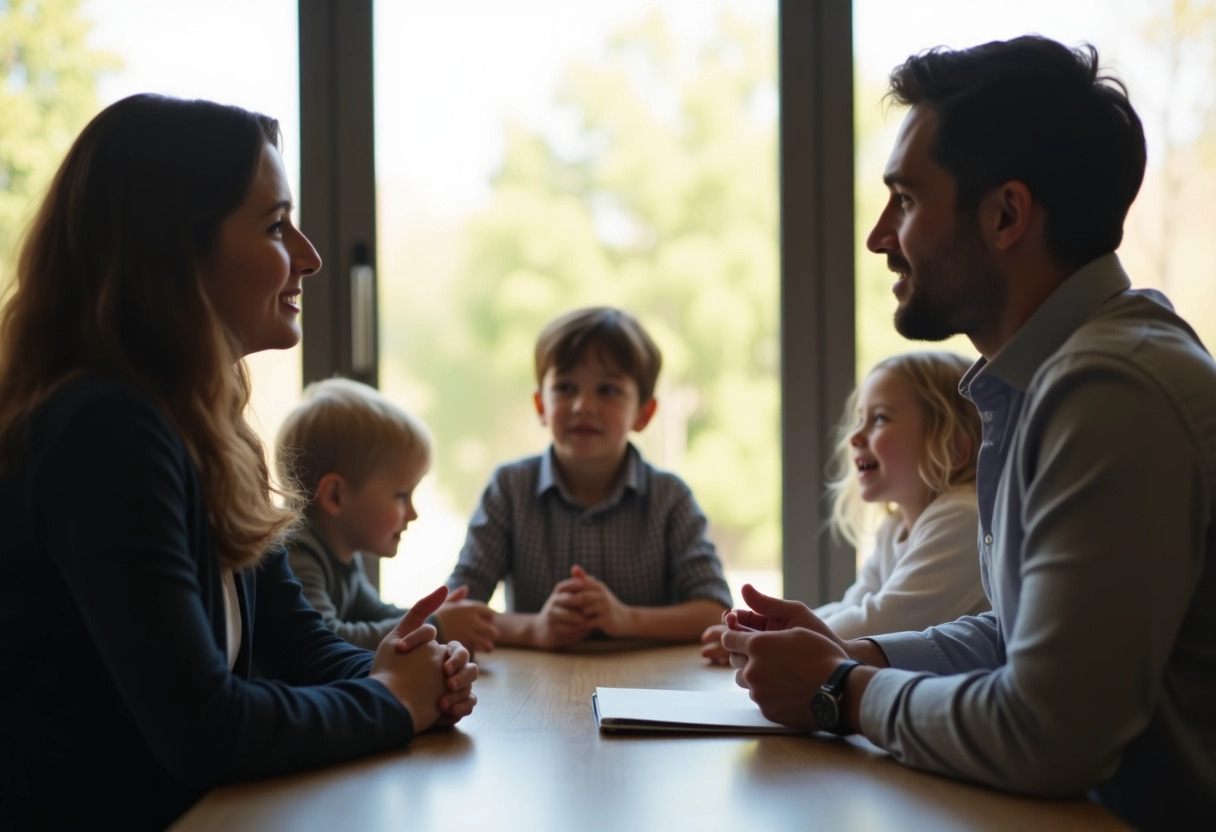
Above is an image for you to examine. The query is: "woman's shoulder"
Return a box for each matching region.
[44,375,163,416]
[32,375,178,454]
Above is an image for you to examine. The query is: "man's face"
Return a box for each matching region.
[865,105,1004,343]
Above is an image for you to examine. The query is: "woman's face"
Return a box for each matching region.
[201,142,321,357]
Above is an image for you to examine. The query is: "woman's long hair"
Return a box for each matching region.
[0,93,298,569]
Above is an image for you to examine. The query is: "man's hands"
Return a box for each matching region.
[727,584,846,647]
[723,626,849,729]
[435,585,500,655]
[702,583,847,666]
[717,583,875,732]
[370,586,479,732]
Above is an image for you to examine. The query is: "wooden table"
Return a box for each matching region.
[171,643,1129,831]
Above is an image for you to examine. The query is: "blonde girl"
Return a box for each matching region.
[703,351,985,663]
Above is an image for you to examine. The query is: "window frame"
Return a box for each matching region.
[297,0,857,603]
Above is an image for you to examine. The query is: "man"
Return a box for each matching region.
[722,35,1216,830]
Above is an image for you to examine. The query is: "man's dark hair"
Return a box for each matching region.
[887,35,1146,269]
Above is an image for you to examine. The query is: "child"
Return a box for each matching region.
[0,95,475,829]
[701,351,986,663]
[446,306,733,649]
[276,377,499,653]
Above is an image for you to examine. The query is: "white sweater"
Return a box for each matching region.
[814,485,987,640]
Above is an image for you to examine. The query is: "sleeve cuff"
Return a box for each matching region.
[868,630,940,672]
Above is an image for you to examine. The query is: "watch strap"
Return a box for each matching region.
[815,659,863,735]
[822,659,863,694]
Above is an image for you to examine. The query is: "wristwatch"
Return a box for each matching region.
[811,659,863,735]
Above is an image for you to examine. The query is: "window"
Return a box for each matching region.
[371,0,783,609]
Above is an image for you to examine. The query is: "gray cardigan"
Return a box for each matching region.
[285,524,409,650]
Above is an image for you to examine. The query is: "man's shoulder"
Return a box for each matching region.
[1042,289,1216,396]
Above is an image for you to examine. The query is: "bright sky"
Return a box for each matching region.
[82,0,1181,209]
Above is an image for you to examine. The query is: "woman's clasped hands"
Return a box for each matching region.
[371,585,479,731]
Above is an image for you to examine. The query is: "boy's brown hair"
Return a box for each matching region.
[533,307,663,402]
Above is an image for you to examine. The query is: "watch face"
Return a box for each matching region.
[811,691,839,732]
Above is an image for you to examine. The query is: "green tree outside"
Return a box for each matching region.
[0,0,119,291]
[382,11,781,570]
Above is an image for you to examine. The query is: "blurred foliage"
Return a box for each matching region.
[0,0,120,290]
[384,11,780,568]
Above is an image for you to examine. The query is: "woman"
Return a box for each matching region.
[0,94,476,830]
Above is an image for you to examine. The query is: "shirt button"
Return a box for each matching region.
[984,534,993,545]
[982,411,993,422]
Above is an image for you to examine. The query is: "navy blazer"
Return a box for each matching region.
[0,379,414,830]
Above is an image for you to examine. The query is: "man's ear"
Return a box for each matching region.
[984,181,1034,252]
[633,397,658,432]
[533,390,547,425]
[315,472,346,517]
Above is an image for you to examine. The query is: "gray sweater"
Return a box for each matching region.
[285,524,407,650]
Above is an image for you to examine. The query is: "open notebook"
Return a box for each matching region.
[592,686,803,734]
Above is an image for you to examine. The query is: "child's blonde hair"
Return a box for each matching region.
[826,351,981,546]
[275,377,433,512]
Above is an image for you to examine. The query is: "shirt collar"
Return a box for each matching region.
[536,442,649,506]
[974,252,1131,393]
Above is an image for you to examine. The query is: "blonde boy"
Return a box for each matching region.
[277,377,498,652]
[446,307,732,649]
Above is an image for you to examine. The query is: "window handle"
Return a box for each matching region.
[350,242,375,375]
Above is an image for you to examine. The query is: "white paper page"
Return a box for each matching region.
[594,687,800,733]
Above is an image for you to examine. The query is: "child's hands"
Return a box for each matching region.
[435,585,500,655]
[700,623,731,665]
[569,565,634,637]
[532,572,594,649]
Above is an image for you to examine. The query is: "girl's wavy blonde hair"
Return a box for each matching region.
[825,351,981,546]
[0,94,299,570]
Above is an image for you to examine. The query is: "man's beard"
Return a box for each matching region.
[892,225,1004,343]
